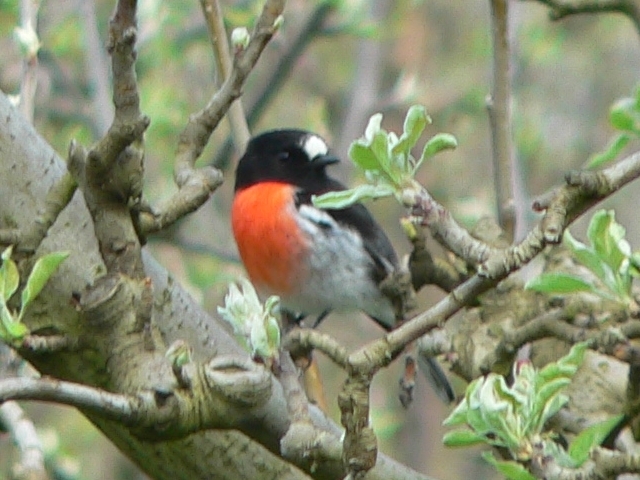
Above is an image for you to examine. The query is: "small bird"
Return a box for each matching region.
[231,129,454,403]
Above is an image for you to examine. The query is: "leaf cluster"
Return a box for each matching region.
[526,209,640,309]
[443,343,621,480]
[217,278,281,367]
[312,105,457,210]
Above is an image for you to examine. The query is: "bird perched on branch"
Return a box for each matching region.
[231,129,454,403]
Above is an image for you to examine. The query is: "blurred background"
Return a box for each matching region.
[1,0,639,478]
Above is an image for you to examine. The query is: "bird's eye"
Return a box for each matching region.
[276,152,290,162]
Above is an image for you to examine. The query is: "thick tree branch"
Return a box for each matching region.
[1,88,433,480]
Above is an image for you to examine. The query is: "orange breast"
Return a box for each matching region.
[231,182,308,295]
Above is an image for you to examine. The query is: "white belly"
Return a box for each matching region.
[279,204,396,326]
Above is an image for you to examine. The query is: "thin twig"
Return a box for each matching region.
[211,2,334,169]
[525,0,640,35]
[139,0,286,235]
[488,0,515,241]
[336,0,391,158]
[18,0,40,124]
[0,401,50,480]
[200,0,251,151]
[0,377,140,426]
[80,0,114,137]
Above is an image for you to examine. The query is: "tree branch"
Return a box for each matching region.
[199,0,250,151]
[333,147,640,473]
[531,446,640,479]
[80,0,115,137]
[212,2,335,170]
[0,400,49,480]
[488,0,516,241]
[17,0,40,124]
[139,0,286,235]
[524,0,640,35]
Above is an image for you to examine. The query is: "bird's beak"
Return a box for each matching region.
[312,154,340,167]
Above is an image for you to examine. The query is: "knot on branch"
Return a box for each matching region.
[204,356,272,408]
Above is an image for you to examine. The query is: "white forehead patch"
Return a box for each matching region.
[301,135,328,160]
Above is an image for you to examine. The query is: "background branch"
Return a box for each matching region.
[488,0,516,241]
[0,401,49,480]
[199,0,251,151]
[80,0,114,137]
[525,0,640,34]
[17,0,40,124]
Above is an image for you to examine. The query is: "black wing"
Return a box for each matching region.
[295,178,398,283]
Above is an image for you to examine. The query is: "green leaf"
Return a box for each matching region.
[415,133,458,172]
[563,230,608,285]
[312,184,395,209]
[0,246,19,302]
[568,414,624,466]
[392,104,429,158]
[349,142,383,171]
[442,405,470,427]
[442,429,486,447]
[586,134,630,169]
[482,452,537,480]
[0,302,27,341]
[588,210,613,261]
[588,210,628,276]
[609,97,640,132]
[20,251,69,319]
[371,131,398,182]
[533,377,571,413]
[524,272,599,295]
[538,342,587,382]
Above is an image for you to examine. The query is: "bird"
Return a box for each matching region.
[231,129,454,403]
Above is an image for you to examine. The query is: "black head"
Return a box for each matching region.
[234,129,340,192]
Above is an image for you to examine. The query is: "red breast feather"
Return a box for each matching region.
[232,182,308,296]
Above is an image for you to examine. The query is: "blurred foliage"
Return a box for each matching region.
[1,0,639,479]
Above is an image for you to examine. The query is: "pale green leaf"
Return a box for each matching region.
[414,132,457,172]
[0,246,19,302]
[609,97,640,132]
[364,113,383,143]
[563,230,608,285]
[0,302,27,341]
[312,184,395,209]
[586,134,630,169]
[349,142,383,171]
[392,105,429,158]
[588,211,619,267]
[20,251,70,319]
